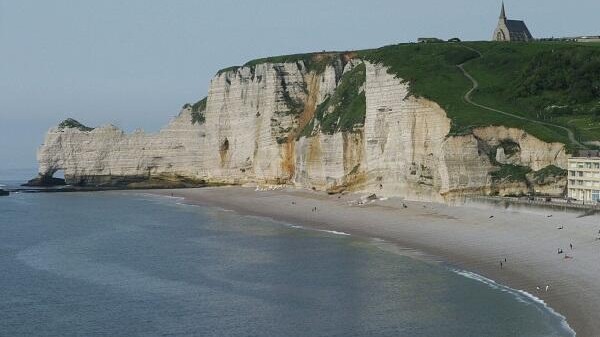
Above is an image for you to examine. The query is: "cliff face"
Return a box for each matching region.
[34,57,568,200]
[35,109,207,187]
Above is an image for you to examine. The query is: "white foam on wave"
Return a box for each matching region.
[452,269,576,336]
[283,223,350,236]
[130,192,185,203]
[286,224,305,230]
[316,229,351,236]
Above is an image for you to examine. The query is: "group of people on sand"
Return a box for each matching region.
[557,244,574,259]
[495,212,591,293]
[535,285,551,292]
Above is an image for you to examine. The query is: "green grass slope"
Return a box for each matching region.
[462,42,600,146]
[218,42,600,148]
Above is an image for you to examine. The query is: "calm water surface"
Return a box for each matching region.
[0,176,574,336]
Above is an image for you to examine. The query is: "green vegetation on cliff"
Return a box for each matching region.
[531,165,567,184]
[299,63,366,137]
[219,41,600,147]
[189,97,207,125]
[216,52,348,76]
[491,164,532,183]
[58,118,93,131]
[359,43,568,146]
[245,52,347,75]
[316,63,366,134]
[462,42,600,145]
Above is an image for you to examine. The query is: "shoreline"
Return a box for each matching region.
[145,186,600,336]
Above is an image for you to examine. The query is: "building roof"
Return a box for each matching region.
[573,150,600,158]
[417,37,443,43]
[505,19,533,39]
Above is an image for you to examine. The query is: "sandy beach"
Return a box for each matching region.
[149,186,600,336]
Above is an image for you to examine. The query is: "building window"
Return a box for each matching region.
[586,163,592,169]
[593,190,600,201]
[578,163,584,168]
[579,171,584,177]
[595,163,600,169]
[578,180,584,185]
[570,171,576,176]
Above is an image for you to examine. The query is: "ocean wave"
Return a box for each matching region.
[452,269,576,336]
[286,224,305,230]
[284,223,350,236]
[315,229,351,236]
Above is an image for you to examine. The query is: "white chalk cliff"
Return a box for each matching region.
[33,56,568,200]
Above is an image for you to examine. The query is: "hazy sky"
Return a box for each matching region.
[1,0,599,170]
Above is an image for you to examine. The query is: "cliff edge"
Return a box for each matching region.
[32,47,571,200]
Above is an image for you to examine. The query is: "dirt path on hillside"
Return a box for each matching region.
[457,45,585,149]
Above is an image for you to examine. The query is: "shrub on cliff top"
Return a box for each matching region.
[491,164,532,183]
[217,52,353,76]
[244,53,340,75]
[532,165,567,184]
[190,97,207,125]
[58,118,93,131]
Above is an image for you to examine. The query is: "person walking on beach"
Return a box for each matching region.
[500,261,503,269]
[570,243,573,250]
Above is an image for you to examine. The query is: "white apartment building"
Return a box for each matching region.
[568,156,600,202]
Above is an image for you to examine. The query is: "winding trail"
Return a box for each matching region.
[457,45,585,149]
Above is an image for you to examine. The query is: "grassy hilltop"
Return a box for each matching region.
[219,41,600,150]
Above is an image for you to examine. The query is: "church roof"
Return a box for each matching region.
[505,19,533,38]
[499,2,506,19]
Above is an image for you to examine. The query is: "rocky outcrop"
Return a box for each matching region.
[24,175,65,187]
[32,108,208,188]
[472,126,568,171]
[33,55,569,200]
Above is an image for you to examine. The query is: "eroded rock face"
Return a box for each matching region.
[36,108,208,187]
[35,59,568,199]
[472,126,568,171]
[361,63,495,200]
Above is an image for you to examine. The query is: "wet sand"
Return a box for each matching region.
[150,186,600,336]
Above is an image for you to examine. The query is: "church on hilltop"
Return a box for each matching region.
[492,2,533,42]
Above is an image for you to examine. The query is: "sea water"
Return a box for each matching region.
[0,175,574,336]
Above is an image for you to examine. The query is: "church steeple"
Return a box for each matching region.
[499,2,506,20]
